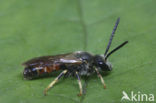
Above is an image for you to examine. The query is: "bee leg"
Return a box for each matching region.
[75,71,83,96]
[95,68,106,89]
[44,70,68,96]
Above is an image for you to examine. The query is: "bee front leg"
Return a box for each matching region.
[75,71,83,96]
[95,68,106,89]
[44,70,68,96]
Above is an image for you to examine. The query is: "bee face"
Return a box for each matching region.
[23,67,38,80]
[94,55,112,71]
[105,61,112,71]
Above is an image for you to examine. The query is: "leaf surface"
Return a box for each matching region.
[0,0,155,103]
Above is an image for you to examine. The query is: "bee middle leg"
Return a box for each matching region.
[75,71,83,96]
[95,68,106,89]
[44,70,68,96]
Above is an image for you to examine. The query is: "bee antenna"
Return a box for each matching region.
[105,41,128,60]
[104,17,120,56]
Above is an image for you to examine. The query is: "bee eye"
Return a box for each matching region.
[99,61,103,65]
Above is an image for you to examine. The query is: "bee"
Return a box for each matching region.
[22,18,128,96]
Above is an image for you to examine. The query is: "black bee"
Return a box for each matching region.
[22,18,128,96]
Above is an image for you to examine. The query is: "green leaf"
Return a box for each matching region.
[0,0,155,103]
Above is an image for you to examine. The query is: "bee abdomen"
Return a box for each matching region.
[23,64,61,79]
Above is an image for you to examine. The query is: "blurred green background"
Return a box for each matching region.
[0,0,156,103]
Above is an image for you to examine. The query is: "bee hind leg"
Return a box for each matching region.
[75,71,83,96]
[95,68,106,89]
[44,70,68,96]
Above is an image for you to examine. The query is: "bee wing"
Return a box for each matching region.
[58,57,82,64]
[22,53,82,67]
[22,56,56,67]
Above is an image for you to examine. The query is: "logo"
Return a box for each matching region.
[121,91,154,102]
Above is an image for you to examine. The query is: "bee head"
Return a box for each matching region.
[93,55,112,71]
